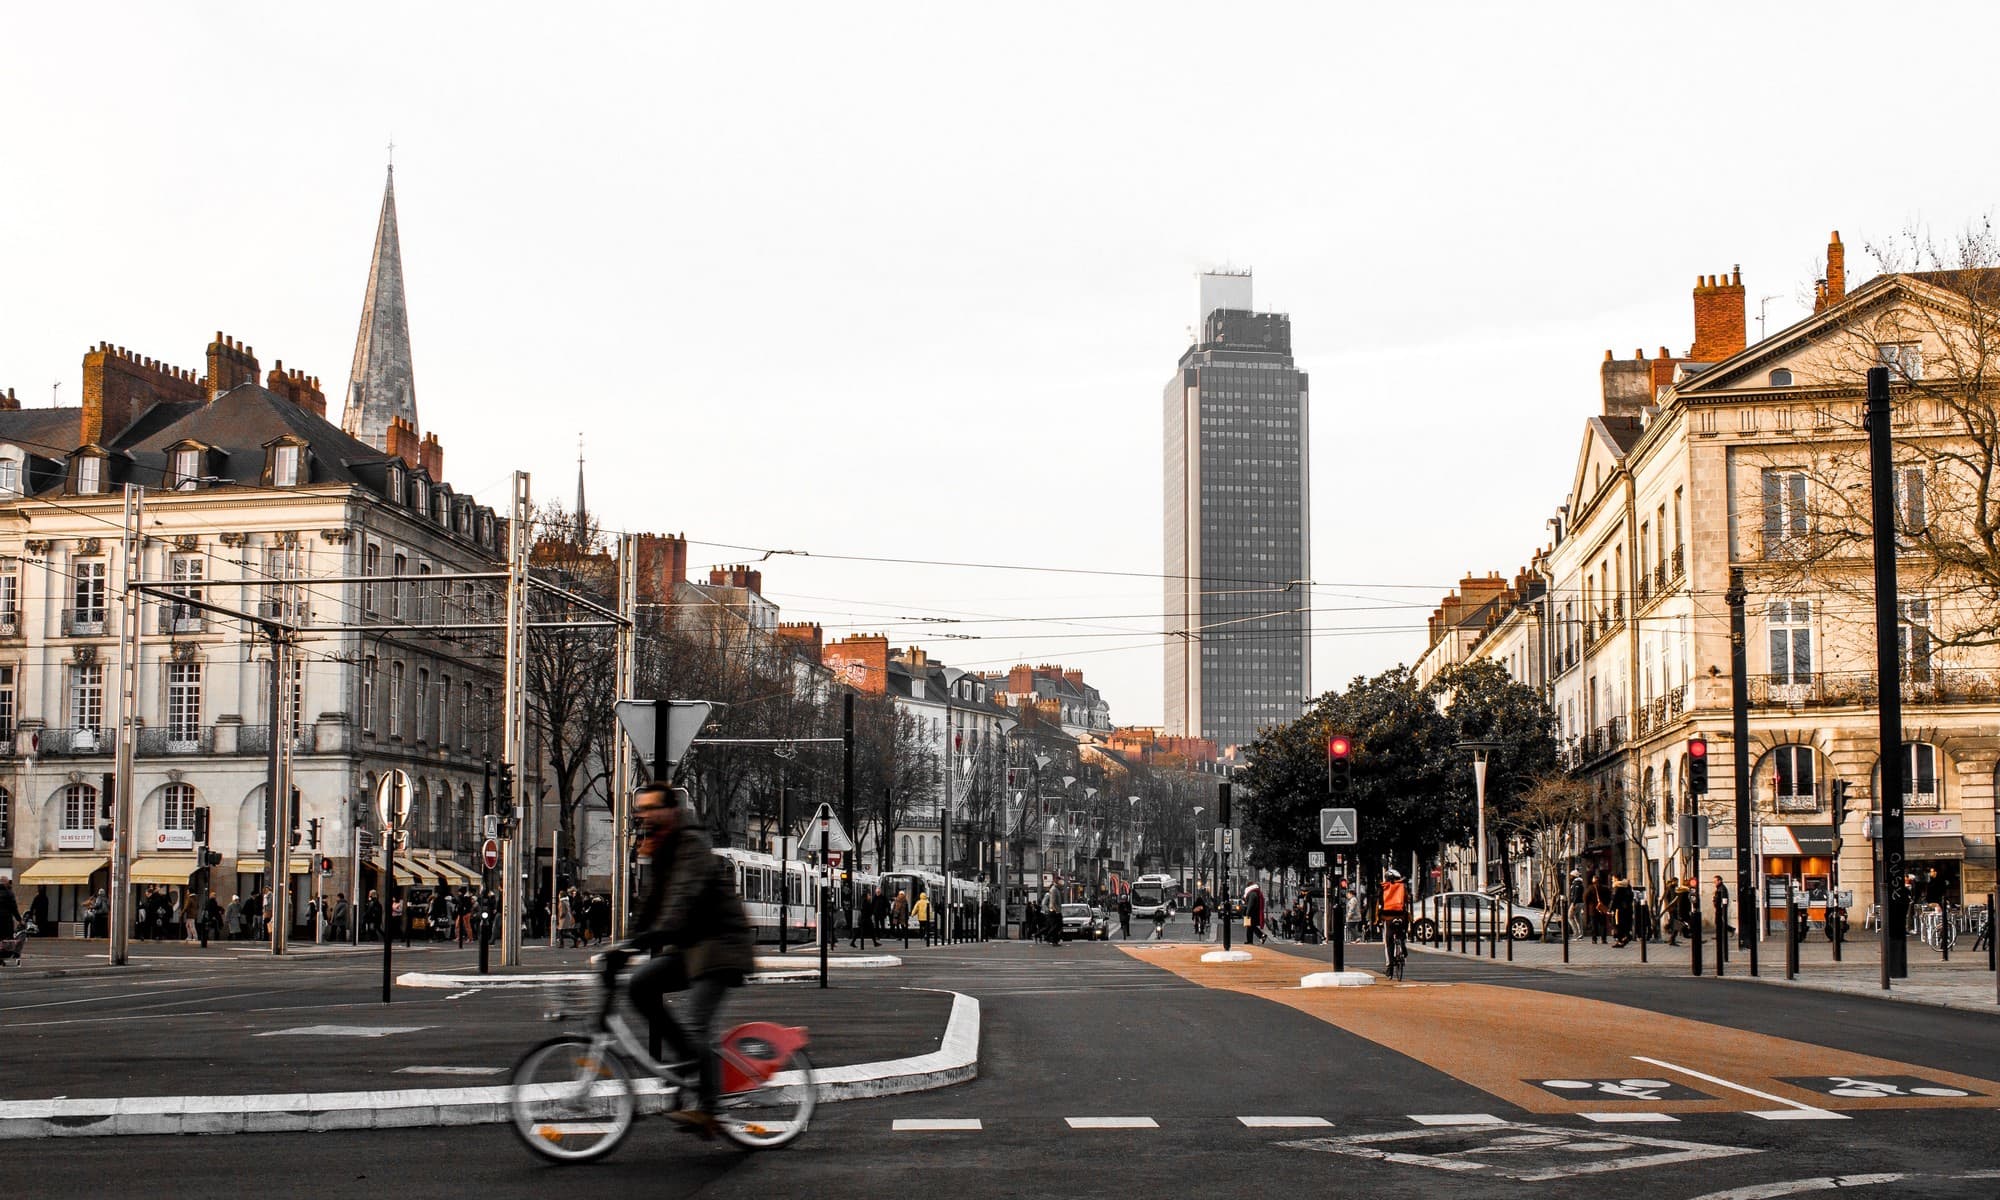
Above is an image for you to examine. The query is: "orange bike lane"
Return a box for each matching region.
[1119,943,2000,1119]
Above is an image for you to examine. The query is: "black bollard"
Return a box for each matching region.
[1785,880,1798,980]
[1333,894,1345,973]
[1691,896,1703,977]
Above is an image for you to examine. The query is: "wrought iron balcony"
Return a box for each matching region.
[60,608,108,637]
[238,725,317,756]
[137,726,216,756]
[40,727,110,756]
[158,608,207,635]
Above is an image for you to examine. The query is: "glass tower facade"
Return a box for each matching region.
[1164,281,1311,756]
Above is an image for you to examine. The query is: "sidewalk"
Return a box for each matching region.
[1270,929,2000,1014]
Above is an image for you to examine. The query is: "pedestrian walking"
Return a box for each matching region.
[869,887,889,947]
[912,890,933,946]
[1117,893,1132,939]
[1712,876,1732,946]
[1242,882,1266,945]
[1611,875,1634,947]
[851,886,876,949]
[1585,873,1609,944]
[200,890,221,947]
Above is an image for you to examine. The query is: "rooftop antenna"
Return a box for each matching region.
[1758,294,1783,341]
[51,381,60,407]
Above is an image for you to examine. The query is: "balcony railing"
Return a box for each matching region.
[157,608,207,635]
[239,725,316,756]
[0,613,18,638]
[1671,545,1684,579]
[60,608,108,637]
[40,727,110,756]
[137,727,216,756]
[1744,668,2000,708]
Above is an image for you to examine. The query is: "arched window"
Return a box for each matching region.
[160,782,196,834]
[1903,743,1939,810]
[61,782,97,835]
[0,784,10,849]
[1768,745,1817,812]
[1769,368,1794,386]
[1642,766,1657,826]
[1662,762,1676,825]
[899,835,912,866]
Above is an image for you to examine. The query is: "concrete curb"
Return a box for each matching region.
[0,990,978,1139]
[1299,971,1374,988]
[396,954,903,991]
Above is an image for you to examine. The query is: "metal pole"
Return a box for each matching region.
[1220,781,1232,952]
[842,693,855,948]
[1472,753,1488,893]
[943,709,954,947]
[108,484,143,967]
[818,817,830,989]
[265,630,291,954]
[610,534,635,941]
[500,471,530,967]
[778,769,789,956]
[1865,367,1908,985]
[1785,876,1798,979]
[1727,568,1756,977]
[381,785,398,1002]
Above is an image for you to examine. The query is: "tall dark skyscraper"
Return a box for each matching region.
[1164,270,1311,756]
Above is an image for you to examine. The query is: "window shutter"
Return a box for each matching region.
[1775,747,1794,796]
[1796,750,1814,798]
[1912,744,1936,794]
[1769,626,1788,681]
[1793,619,1811,676]
[1787,473,1808,537]
[1762,470,1782,543]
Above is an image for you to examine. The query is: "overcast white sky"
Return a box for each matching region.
[4,3,1997,728]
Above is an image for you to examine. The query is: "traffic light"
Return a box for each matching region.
[307,817,322,850]
[1687,736,1709,795]
[317,855,334,875]
[497,762,515,807]
[193,805,210,845]
[98,772,115,842]
[1830,779,1850,829]
[202,848,223,867]
[1327,733,1354,795]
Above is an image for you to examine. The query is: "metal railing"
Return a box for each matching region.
[60,608,108,637]
[238,725,316,756]
[39,727,110,756]
[137,727,217,756]
[1746,668,2000,708]
[157,608,207,635]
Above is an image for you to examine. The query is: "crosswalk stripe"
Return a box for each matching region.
[1579,1112,1678,1123]
[893,1119,982,1131]
[1749,1109,1849,1121]
[1238,1116,1332,1128]
[1409,1113,1503,1126]
[1066,1116,1159,1129]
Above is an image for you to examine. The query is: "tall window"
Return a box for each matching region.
[172,447,200,489]
[438,676,451,746]
[418,563,432,622]
[482,687,494,754]
[272,444,301,487]
[458,685,470,748]
[361,655,377,732]
[1762,470,1808,555]
[1773,745,1816,812]
[0,784,9,850]
[1673,487,1685,557]
[1904,742,1939,809]
[1880,341,1924,380]
[74,558,107,624]
[1896,465,1928,543]
[0,665,13,742]
[71,663,104,733]
[76,455,102,495]
[167,662,202,740]
[62,782,96,832]
[416,668,431,741]
[1768,599,1812,685]
[389,662,405,737]
[362,544,381,613]
[391,553,407,619]
[161,782,196,833]
[0,457,18,493]
[1899,598,1933,681]
[1662,762,1676,825]
[0,567,17,629]
[169,554,202,628]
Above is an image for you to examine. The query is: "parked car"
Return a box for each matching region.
[1060,903,1108,941]
[1408,891,1555,942]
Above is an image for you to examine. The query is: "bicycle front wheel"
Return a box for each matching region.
[717,1047,816,1150]
[509,1034,637,1163]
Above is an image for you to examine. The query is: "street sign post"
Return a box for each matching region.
[803,803,855,853]
[1320,807,1358,846]
[374,769,411,1005]
[481,838,501,871]
[1308,851,1326,869]
[615,699,715,781]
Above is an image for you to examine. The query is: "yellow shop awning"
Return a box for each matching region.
[129,856,199,885]
[17,856,108,885]
[392,856,441,886]
[237,856,312,876]
[426,857,480,886]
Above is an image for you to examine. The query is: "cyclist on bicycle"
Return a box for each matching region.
[620,783,754,1137]
[1379,868,1409,971]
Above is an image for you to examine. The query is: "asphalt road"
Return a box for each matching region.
[3,926,1998,1199]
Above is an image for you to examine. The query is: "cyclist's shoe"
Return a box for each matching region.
[667,1108,719,1139]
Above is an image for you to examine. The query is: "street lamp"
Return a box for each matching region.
[1458,741,1503,893]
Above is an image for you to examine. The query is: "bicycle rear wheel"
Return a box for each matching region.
[509,1034,637,1163]
[716,1043,816,1150]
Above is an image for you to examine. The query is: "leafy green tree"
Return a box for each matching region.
[1431,659,1561,892]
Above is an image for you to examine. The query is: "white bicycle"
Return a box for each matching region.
[509,950,816,1163]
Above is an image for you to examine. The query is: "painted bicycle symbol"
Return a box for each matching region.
[1823,1076,1969,1099]
[1541,1078,1678,1101]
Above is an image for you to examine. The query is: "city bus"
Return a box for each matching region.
[1129,873,1176,920]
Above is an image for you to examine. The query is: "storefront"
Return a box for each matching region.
[1867,813,1966,905]
[15,855,110,934]
[1758,823,1839,921]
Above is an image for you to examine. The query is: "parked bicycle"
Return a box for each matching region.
[509,949,815,1163]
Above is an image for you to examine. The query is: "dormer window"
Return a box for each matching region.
[272,444,302,487]
[74,452,104,496]
[386,465,404,504]
[412,476,429,514]
[0,448,21,495]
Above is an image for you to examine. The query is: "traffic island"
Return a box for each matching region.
[1200,949,1254,964]
[1299,971,1374,988]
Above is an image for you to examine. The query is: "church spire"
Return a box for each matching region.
[343,165,419,452]
[575,434,589,546]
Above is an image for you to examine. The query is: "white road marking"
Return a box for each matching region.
[1409,1113,1503,1126]
[1239,1116,1332,1128]
[1631,1056,1842,1119]
[1579,1112,1678,1123]
[893,1118,982,1131]
[1747,1109,1850,1121]
[0,987,188,1013]
[256,1025,428,1038]
[1065,1116,1158,1129]
[395,1066,504,1076]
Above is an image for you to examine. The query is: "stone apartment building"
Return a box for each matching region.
[1425,232,2000,924]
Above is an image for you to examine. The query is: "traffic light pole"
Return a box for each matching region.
[1219,781,1232,953]
[1865,366,1909,985]
[108,484,143,967]
[499,471,531,968]
[1727,568,1756,977]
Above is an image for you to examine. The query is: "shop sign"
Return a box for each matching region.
[1866,813,1961,838]
[156,828,194,851]
[58,828,96,850]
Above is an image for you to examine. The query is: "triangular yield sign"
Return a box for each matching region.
[802,803,854,853]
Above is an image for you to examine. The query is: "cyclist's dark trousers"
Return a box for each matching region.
[630,954,733,1109]
[1383,916,1405,969]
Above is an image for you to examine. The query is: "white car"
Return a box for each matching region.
[1407,891,1555,942]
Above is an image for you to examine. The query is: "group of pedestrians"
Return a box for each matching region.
[554,887,610,948]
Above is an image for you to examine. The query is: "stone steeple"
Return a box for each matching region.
[342,167,419,452]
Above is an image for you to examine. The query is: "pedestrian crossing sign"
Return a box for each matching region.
[1320,807,1357,845]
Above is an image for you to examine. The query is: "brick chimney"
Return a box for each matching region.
[265,361,328,419]
[777,621,824,660]
[420,432,443,480]
[0,387,17,412]
[823,633,889,696]
[1689,268,1747,362]
[1007,664,1035,694]
[1063,668,1085,690]
[385,417,422,469]
[706,565,764,594]
[205,332,259,400]
[1814,231,1846,313]
[81,342,206,446]
[632,533,688,606]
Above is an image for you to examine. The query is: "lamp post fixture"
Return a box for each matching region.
[1458,740,1503,893]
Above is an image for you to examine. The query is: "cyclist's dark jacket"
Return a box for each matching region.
[631,823,755,979]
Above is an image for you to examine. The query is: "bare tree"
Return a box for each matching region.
[523,502,618,886]
[1515,773,1589,927]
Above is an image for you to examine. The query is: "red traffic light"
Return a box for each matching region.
[1688,736,1708,759]
[1328,735,1353,761]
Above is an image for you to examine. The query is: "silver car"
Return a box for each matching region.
[1408,891,1555,942]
